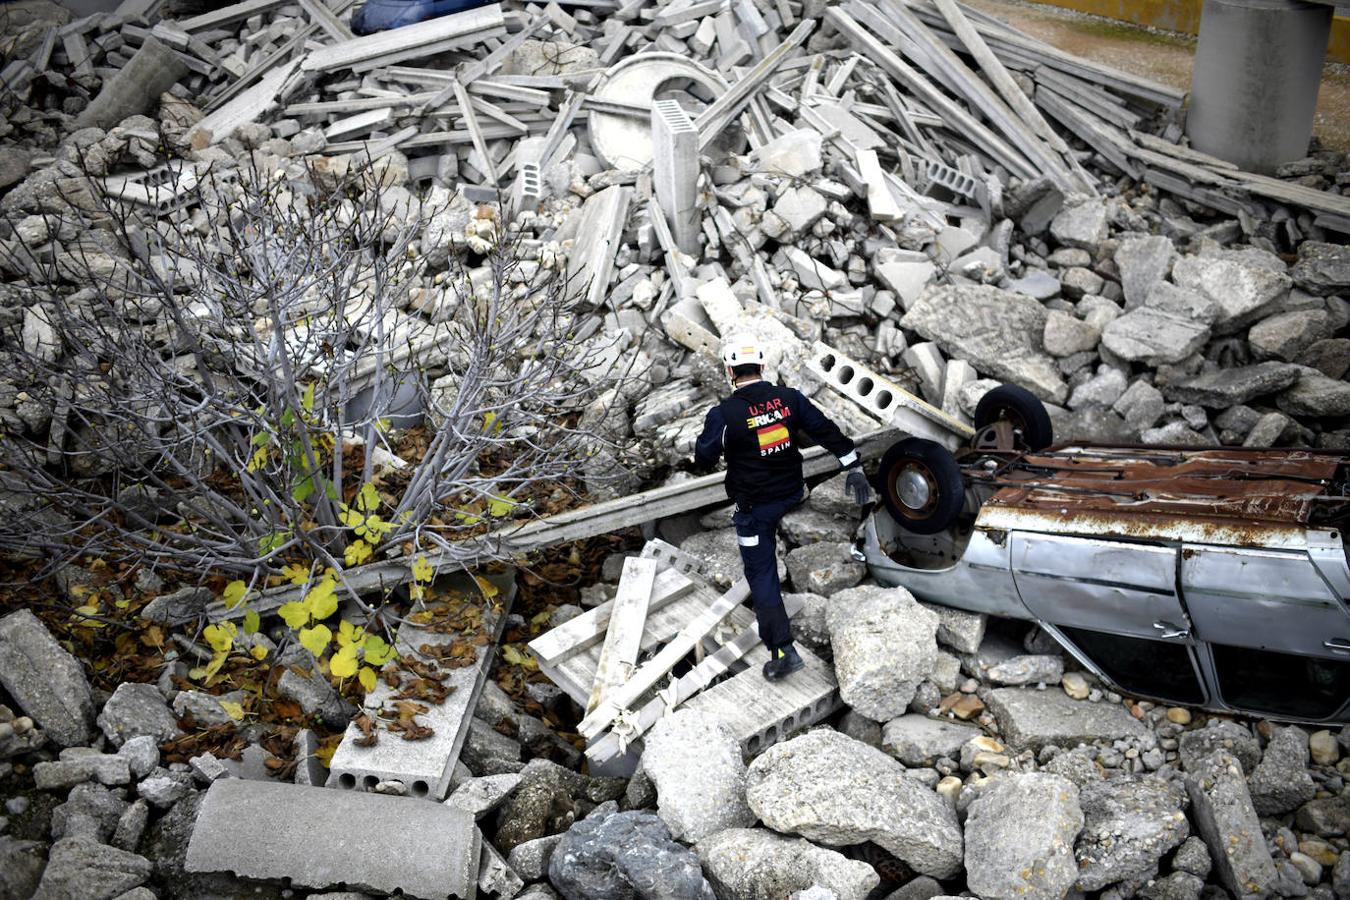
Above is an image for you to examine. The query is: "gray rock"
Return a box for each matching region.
[34,754,131,790]
[1248,726,1316,815]
[495,758,588,852]
[964,773,1083,900]
[1114,379,1166,429]
[901,285,1068,404]
[786,542,865,596]
[919,602,986,654]
[1278,372,1350,418]
[1172,835,1212,878]
[682,527,784,590]
[1332,851,1349,898]
[32,837,152,900]
[1050,199,1109,252]
[111,798,149,852]
[445,773,522,818]
[1042,749,1103,790]
[506,833,562,881]
[1162,362,1302,409]
[698,828,879,900]
[768,185,828,239]
[118,736,160,780]
[882,875,944,900]
[986,654,1065,686]
[787,592,831,655]
[1172,254,1291,332]
[1183,750,1277,898]
[838,710,883,747]
[51,782,130,842]
[548,808,714,900]
[1139,871,1205,900]
[1305,337,1350,379]
[0,836,47,900]
[744,729,963,878]
[1249,309,1332,361]
[1100,282,1217,365]
[276,668,355,730]
[1116,235,1177,308]
[0,609,96,747]
[1291,241,1350,295]
[641,709,754,843]
[1075,775,1190,891]
[986,688,1147,752]
[1242,411,1291,447]
[780,508,857,546]
[97,683,182,748]
[881,716,981,767]
[171,690,235,726]
[1178,721,1261,774]
[1295,796,1350,837]
[137,770,194,809]
[1043,310,1101,358]
[827,586,939,721]
[1009,268,1062,300]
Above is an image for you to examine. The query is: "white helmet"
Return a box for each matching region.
[721,334,766,367]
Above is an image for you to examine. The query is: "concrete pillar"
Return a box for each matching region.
[1186,0,1332,173]
[651,99,701,256]
[74,37,189,131]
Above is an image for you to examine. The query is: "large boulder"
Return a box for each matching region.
[826,586,938,721]
[1074,775,1190,890]
[984,688,1147,752]
[697,828,879,900]
[901,285,1067,403]
[0,609,96,747]
[1247,726,1316,816]
[965,773,1084,900]
[744,729,963,878]
[1183,750,1277,898]
[640,709,754,843]
[1100,282,1217,365]
[548,808,714,900]
[1171,255,1291,333]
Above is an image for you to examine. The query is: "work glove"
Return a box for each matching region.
[845,468,872,506]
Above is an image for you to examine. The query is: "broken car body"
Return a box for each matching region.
[861,443,1350,724]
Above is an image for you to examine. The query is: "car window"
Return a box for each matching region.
[1059,626,1206,705]
[1211,643,1350,721]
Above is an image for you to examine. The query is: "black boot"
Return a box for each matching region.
[762,644,804,681]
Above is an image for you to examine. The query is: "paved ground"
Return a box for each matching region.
[965,0,1350,153]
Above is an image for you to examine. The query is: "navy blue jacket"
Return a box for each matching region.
[695,381,858,506]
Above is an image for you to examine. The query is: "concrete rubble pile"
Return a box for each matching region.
[2,0,1350,897]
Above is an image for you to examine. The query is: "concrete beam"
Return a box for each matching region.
[185,779,479,899]
[651,100,701,255]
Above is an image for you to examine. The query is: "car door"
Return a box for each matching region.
[1182,543,1350,720]
[1010,532,1208,705]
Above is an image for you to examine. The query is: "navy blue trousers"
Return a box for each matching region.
[732,488,805,652]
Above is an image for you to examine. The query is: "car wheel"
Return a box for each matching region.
[877,437,965,534]
[974,383,1054,451]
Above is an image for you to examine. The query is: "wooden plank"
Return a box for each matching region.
[297,0,354,41]
[187,57,302,147]
[586,557,656,714]
[301,4,505,73]
[528,566,696,666]
[1034,85,1140,180]
[179,0,285,32]
[696,19,815,152]
[452,78,499,185]
[578,579,752,740]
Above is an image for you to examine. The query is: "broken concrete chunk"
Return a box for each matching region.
[985,687,1147,752]
[1171,254,1291,333]
[1161,362,1302,409]
[1248,726,1316,816]
[1277,370,1350,418]
[0,609,96,748]
[1183,750,1278,898]
[32,836,153,900]
[881,715,981,767]
[826,585,938,723]
[1291,240,1350,295]
[964,773,1084,900]
[1049,198,1109,253]
[786,541,865,596]
[750,129,824,177]
[549,807,714,900]
[1115,235,1177,308]
[1248,309,1331,361]
[1074,775,1190,890]
[641,709,754,843]
[745,729,964,878]
[1042,309,1100,358]
[697,828,880,900]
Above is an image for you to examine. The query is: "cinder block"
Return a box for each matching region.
[185,779,480,899]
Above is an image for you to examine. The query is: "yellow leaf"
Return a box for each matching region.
[337,620,364,647]
[222,580,249,609]
[358,666,377,692]
[411,555,434,583]
[73,603,101,617]
[487,495,515,518]
[203,623,234,654]
[355,482,381,514]
[246,446,269,472]
[204,650,227,679]
[344,539,372,567]
[219,701,245,721]
[299,624,332,658]
[363,634,394,666]
[115,599,130,609]
[330,645,359,678]
[279,600,309,630]
[502,645,524,666]
[282,563,310,585]
[243,610,260,635]
[306,578,338,620]
[474,576,499,599]
[250,645,268,661]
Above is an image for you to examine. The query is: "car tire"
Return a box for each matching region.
[974,383,1054,451]
[877,437,965,534]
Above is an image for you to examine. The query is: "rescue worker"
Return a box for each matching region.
[692,334,872,680]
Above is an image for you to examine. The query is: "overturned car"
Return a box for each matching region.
[855,382,1350,725]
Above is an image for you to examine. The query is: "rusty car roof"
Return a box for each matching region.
[974,446,1350,548]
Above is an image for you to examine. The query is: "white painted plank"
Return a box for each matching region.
[586,557,656,714]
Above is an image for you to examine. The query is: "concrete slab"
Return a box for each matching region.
[328,572,514,800]
[985,687,1148,752]
[185,779,480,899]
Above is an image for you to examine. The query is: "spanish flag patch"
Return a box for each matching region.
[757,423,790,451]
